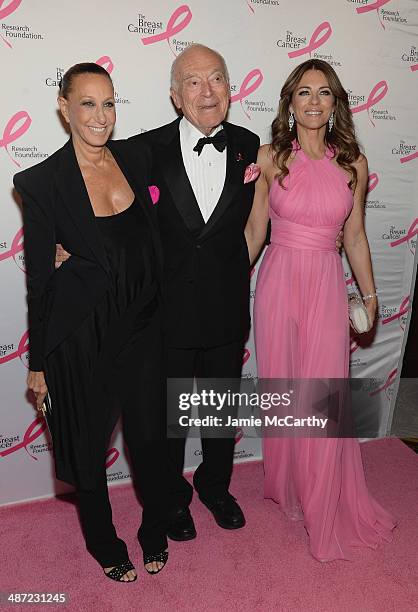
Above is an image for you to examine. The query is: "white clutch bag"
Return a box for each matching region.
[348,293,372,334]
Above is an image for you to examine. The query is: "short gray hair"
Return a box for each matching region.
[170,43,230,91]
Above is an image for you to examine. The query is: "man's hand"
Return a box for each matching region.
[55,243,70,269]
[335,230,343,252]
[27,370,48,410]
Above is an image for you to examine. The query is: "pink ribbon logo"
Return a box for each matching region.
[245,0,255,13]
[148,185,160,205]
[96,55,114,74]
[0,329,29,367]
[351,81,388,127]
[411,64,418,72]
[400,148,418,164]
[0,0,22,48]
[382,296,409,328]
[230,69,264,120]
[1,111,32,167]
[369,368,397,398]
[141,5,192,57]
[0,227,25,271]
[345,276,355,286]
[105,447,120,469]
[390,218,418,254]
[242,348,250,365]
[367,173,379,194]
[0,417,47,460]
[234,427,244,444]
[288,22,332,59]
[350,340,359,354]
[356,0,392,30]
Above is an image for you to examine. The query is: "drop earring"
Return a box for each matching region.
[288,112,295,131]
[328,112,334,132]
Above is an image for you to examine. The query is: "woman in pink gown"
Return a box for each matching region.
[246,60,396,561]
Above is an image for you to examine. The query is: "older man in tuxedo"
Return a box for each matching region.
[130,44,260,540]
[56,44,260,540]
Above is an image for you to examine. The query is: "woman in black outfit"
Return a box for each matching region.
[13,63,168,582]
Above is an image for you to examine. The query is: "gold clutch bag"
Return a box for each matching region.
[348,293,372,334]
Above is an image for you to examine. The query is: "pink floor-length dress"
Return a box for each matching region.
[254,144,397,561]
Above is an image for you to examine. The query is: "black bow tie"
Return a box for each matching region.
[193,129,227,156]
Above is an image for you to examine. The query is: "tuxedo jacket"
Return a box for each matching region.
[13,138,161,371]
[127,118,260,349]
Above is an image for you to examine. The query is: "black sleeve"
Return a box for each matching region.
[13,174,56,371]
[117,135,154,183]
[253,132,261,151]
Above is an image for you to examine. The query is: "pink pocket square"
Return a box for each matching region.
[148,185,160,204]
[243,163,261,184]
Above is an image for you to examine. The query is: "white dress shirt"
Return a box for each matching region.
[179,117,227,223]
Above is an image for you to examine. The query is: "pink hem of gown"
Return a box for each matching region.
[263,437,397,562]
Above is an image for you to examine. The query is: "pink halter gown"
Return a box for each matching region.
[254,144,396,561]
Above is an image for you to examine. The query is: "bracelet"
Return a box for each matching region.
[362,292,378,302]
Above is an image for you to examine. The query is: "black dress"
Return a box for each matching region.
[15,139,168,562]
[45,198,163,491]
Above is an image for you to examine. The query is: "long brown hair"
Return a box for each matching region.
[271,59,360,189]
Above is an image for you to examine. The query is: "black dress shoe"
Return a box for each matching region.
[167,508,197,541]
[199,495,246,530]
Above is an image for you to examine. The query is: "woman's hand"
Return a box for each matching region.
[365,297,378,327]
[27,370,48,410]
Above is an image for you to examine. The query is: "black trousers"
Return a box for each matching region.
[167,340,244,514]
[76,312,168,567]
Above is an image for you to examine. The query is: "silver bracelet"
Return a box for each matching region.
[362,292,378,302]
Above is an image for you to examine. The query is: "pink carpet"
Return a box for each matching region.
[0,439,417,612]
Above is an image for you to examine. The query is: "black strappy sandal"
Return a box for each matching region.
[103,559,137,582]
[143,550,169,575]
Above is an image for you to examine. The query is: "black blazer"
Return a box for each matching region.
[126,118,260,349]
[13,138,161,371]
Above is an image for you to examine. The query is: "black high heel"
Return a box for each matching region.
[143,550,169,575]
[103,559,137,582]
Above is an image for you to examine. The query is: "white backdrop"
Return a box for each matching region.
[1,0,417,505]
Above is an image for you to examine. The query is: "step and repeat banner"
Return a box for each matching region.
[1,0,417,505]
